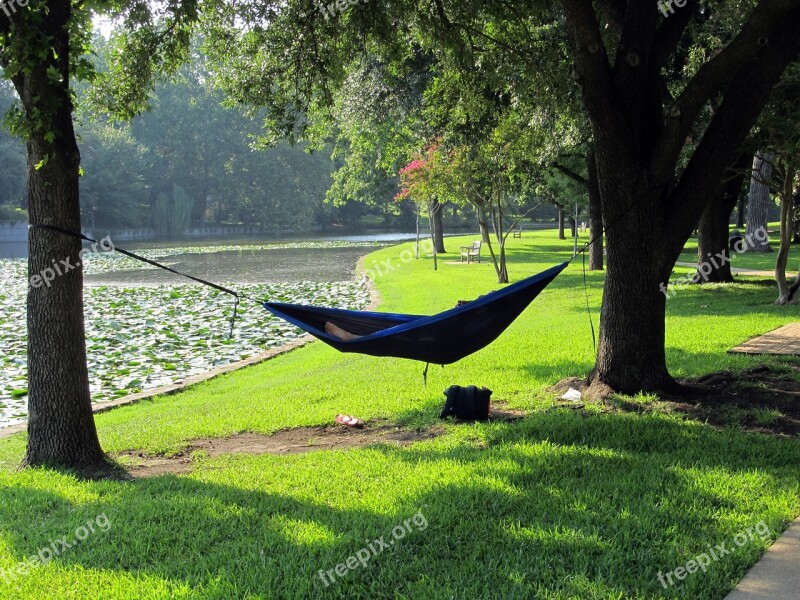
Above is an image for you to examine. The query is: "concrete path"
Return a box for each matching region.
[674,261,775,277]
[725,518,800,599]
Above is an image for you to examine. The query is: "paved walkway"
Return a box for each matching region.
[725,518,800,599]
[726,319,800,597]
[674,261,774,277]
[729,323,800,355]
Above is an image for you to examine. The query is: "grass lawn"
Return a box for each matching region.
[1,230,799,599]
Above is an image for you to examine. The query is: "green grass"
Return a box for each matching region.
[1,230,799,599]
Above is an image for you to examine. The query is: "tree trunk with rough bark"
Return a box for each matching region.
[489,192,509,283]
[745,151,775,252]
[430,198,445,253]
[588,179,679,396]
[736,192,746,228]
[476,204,491,243]
[14,1,107,470]
[557,208,565,240]
[587,149,603,270]
[775,162,798,305]
[694,156,748,283]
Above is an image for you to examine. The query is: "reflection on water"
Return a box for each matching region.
[85,246,380,286]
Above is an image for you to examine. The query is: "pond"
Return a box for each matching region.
[0,234,413,429]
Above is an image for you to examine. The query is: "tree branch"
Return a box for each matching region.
[652,1,694,72]
[653,0,800,172]
[551,161,588,187]
[664,9,800,244]
[560,0,634,158]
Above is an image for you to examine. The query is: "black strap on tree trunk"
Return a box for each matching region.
[28,224,241,338]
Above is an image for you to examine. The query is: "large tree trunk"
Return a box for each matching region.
[744,151,774,252]
[15,1,106,470]
[694,156,748,283]
[557,207,565,240]
[588,182,679,396]
[587,149,603,270]
[430,198,445,253]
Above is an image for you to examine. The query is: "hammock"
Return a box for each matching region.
[263,262,568,364]
[29,225,574,365]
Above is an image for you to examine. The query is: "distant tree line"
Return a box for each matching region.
[0,41,419,234]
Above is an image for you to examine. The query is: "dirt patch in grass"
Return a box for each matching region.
[556,364,800,437]
[116,421,444,477]
[667,365,800,436]
[116,404,528,478]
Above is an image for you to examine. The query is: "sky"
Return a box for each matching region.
[93,15,115,39]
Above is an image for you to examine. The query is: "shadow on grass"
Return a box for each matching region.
[1,410,797,598]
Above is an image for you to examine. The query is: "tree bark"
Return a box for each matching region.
[694,156,748,283]
[775,162,798,305]
[476,204,491,243]
[490,191,509,283]
[744,151,774,252]
[430,198,445,253]
[587,149,603,270]
[15,1,106,470]
[588,181,679,396]
[557,208,565,240]
[736,191,746,228]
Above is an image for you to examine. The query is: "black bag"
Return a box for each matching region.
[439,385,492,420]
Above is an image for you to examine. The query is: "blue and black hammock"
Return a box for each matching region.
[263,262,568,365]
[31,225,572,366]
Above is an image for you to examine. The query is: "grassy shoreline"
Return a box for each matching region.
[1,230,798,599]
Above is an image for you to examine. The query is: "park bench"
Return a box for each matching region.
[460,240,482,263]
[512,226,522,238]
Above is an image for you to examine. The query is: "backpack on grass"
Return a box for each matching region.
[439,385,492,420]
